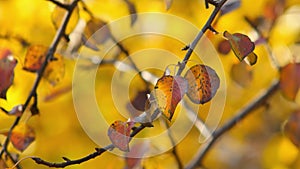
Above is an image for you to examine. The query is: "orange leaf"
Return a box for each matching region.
[154,75,188,121]
[0,49,17,99]
[23,45,65,86]
[43,53,65,86]
[10,123,35,152]
[84,17,111,46]
[184,64,220,104]
[23,45,48,72]
[280,63,300,100]
[230,61,253,87]
[223,31,255,62]
[108,121,135,152]
[284,110,300,147]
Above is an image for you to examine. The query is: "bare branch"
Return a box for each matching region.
[176,0,228,76]
[186,80,280,169]
[0,0,80,160]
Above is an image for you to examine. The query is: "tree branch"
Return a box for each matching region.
[0,0,80,161]
[176,0,228,76]
[186,80,280,169]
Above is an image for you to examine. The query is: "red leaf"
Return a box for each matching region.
[154,75,188,121]
[184,64,220,104]
[223,31,255,62]
[284,110,300,147]
[217,39,231,55]
[11,123,35,152]
[108,121,135,152]
[280,63,300,100]
[0,49,17,99]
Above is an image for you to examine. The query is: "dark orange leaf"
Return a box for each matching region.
[284,110,300,147]
[0,49,17,99]
[280,63,300,100]
[43,53,65,86]
[23,45,48,72]
[23,45,65,86]
[84,17,111,46]
[108,121,135,152]
[184,64,220,104]
[11,123,35,152]
[123,0,137,26]
[217,39,231,55]
[223,31,255,62]
[154,75,188,121]
[230,61,253,87]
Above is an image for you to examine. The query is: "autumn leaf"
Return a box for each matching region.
[223,31,257,65]
[51,4,79,34]
[0,49,17,100]
[11,123,35,152]
[280,63,300,100]
[230,61,253,87]
[23,45,48,72]
[84,17,111,47]
[153,75,188,121]
[23,45,65,86]
[217,39,231,55]
[43,53,65,86]
[108,121,135,152]
[184,64,220,104]
[284,110,300,147]
[123,0,137,26]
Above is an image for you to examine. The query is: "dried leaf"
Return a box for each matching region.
[11,123,35,152]
[284,110,300,147]
[223,31,255,62]
[164,0,173,10]
[217,39,231,55]
[43,53,65,86]
[108,121,135,152]
[154,75,188,121]
[23,45,48,72]
[184,64,220,104]
[280,63,300,100]
[123,0,137,26]
[51,5,79,34]
[0,49,17,99]
[230,61,253,87]
[84,17,111,46]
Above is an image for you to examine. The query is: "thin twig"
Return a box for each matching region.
[0,0,80,161]
[176,0,228,76]
[186,80,280,169]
